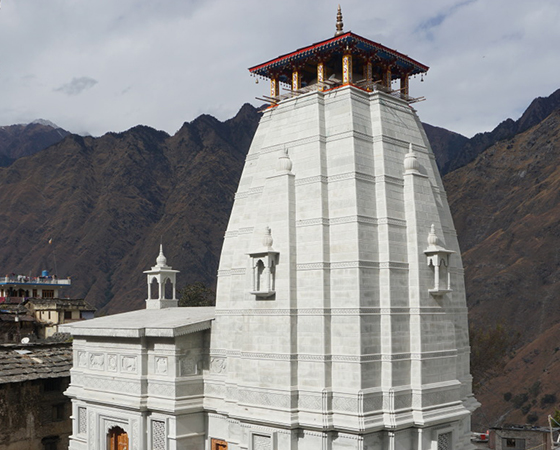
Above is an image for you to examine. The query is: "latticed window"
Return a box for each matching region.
[78,407,87,434]
[438,432,452,450]
[152,420,166,450]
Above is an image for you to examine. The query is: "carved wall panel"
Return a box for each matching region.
[155,357,168,375]
[89,353,105,370]
[107,354,118,372]
[210,357,226,374]
[252,434,272,450]
[121,355,138,373]
[78,351,88,368]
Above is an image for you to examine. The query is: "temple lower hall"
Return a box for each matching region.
[62,8,478,450]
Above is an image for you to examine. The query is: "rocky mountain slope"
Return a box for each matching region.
[444,106,560,429]
[0,104,259,314]
[0,121,70,165]
[426,88,560,175]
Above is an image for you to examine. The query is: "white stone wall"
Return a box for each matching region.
[66,331,208,450]
[207,86,476,449]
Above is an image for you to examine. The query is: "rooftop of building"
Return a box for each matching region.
[0,340,72,384]
[61,306,215,338]
[0,273,71,286]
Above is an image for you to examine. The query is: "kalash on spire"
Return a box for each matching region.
[250,6,428,104]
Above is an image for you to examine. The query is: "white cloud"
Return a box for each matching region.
[0,0,558,137]
[55,77,98,96]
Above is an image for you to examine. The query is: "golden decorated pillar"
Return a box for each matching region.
[292,69,301,91]
[342,52,353,84]
[317,61,326,91]
[270,77,280,98]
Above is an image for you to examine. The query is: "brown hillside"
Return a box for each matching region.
[0,122,70,163]
[0,104,259,314]
[444,108,560,428]
[472,323,560,430]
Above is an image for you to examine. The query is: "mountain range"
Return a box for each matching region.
[0,120,70,166]
[2,88,560,429]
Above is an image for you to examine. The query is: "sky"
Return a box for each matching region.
[0,0,559,138]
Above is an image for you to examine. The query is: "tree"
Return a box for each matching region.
[470,323,517,389]
[178,282,215,307]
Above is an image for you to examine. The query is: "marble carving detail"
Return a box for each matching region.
[107,354,118,372]
[78,407,87,434]
[121,355,137,373]
[438,432,452,450]
[152,420,166,450]
[89,353,104,370]
[78,351,88,368]
[155,356,168,375]
[252,434,272,450]
[83,375,140,395]
[210,357,226,374]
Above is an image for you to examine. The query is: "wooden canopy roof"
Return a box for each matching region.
[249,31,429,83]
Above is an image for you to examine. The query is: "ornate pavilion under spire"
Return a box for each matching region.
[250,7,428,103]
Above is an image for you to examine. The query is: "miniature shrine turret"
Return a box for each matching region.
[143,245,179,309]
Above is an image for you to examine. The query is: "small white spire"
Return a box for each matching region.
[404,142,420,174]
[262,226,274,250]
[156,244,167,267]
[427,224,439,247]
[276,148,293,173]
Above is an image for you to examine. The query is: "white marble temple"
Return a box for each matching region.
[62,53,477,450]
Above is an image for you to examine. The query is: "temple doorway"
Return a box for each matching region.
[108,426,128,450]
[211,438,228,450]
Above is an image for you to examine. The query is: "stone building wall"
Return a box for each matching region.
[0,377,71,450]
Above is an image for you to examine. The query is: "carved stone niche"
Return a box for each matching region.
[248,227,279,299]
[424,224,454,297]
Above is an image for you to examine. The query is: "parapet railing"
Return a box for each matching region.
[257,78,424,106]
[0,276,71,285]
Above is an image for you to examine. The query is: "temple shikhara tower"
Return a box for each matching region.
[63,8,477,450]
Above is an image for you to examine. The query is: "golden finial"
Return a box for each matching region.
[335,5,344,36]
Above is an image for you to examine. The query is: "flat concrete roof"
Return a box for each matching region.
[60,307,215,338]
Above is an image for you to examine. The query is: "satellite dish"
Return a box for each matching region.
[21,337,30,344]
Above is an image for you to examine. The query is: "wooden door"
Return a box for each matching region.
[108,427,129,450]
[211,438,228,450]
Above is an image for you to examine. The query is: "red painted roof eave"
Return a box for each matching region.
[248,31,429,74]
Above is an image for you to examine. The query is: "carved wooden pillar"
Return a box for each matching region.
[400,72,410,98]
[382,64,392,89]
[365,59,373,91]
